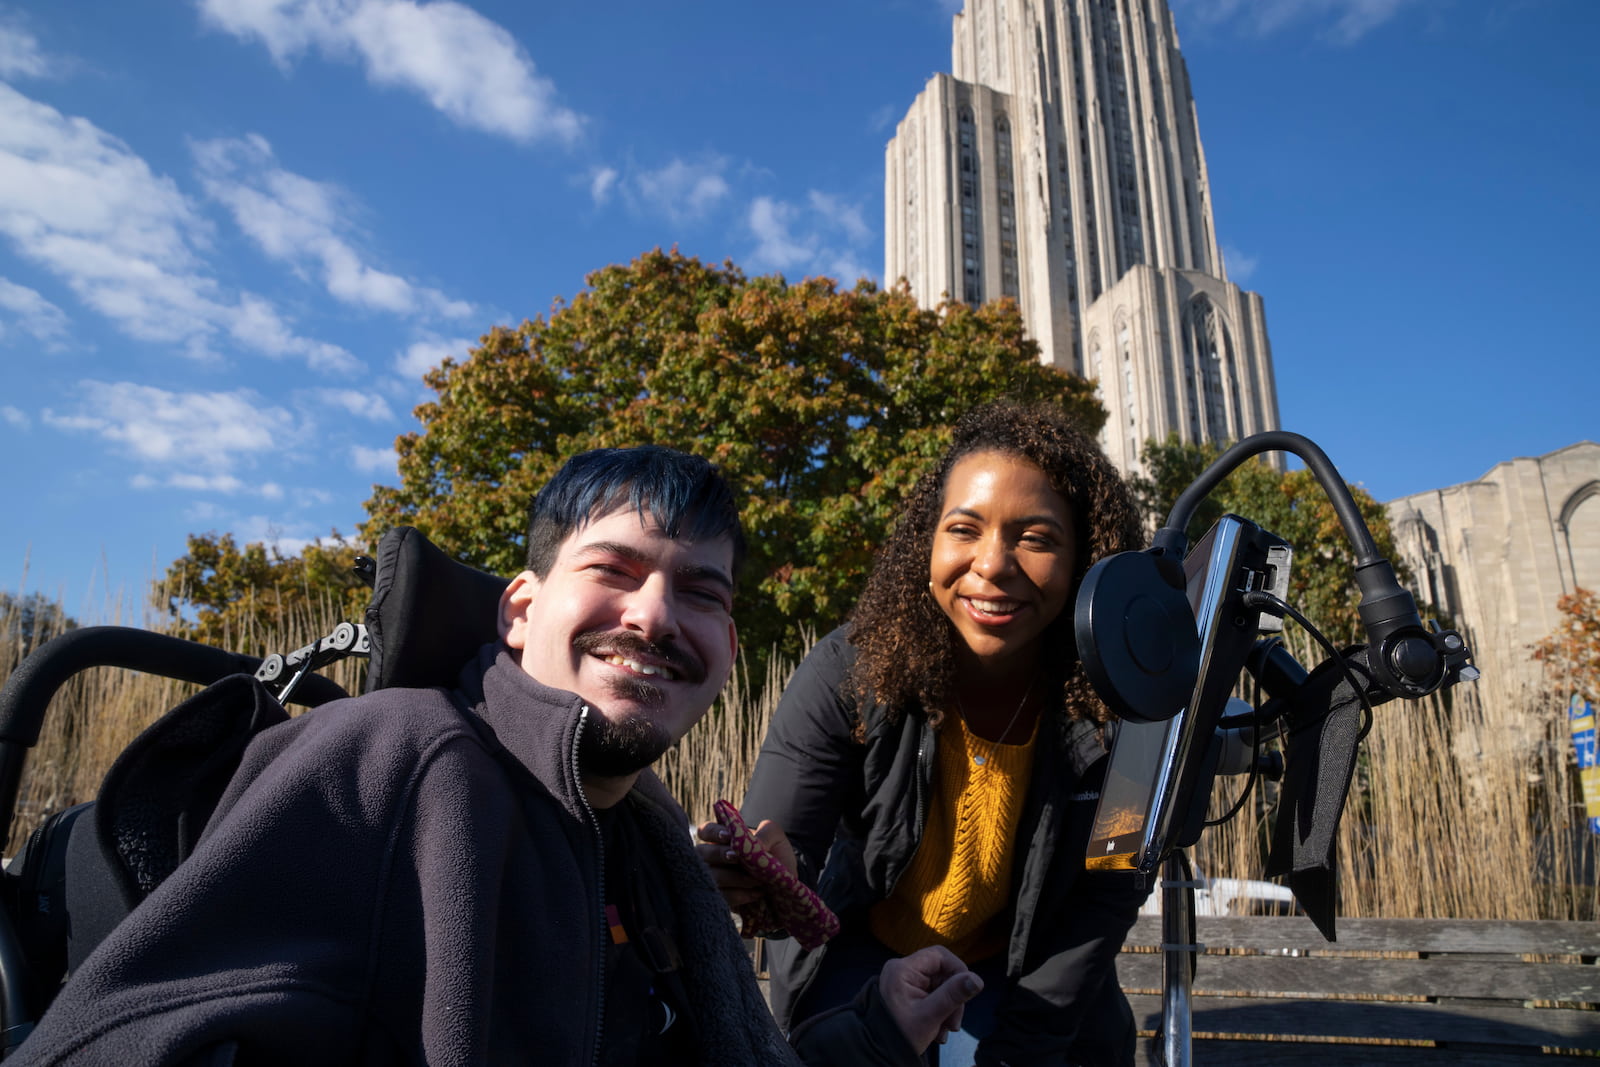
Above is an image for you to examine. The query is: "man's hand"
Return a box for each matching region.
[693,817,798,909]
[878,945,983,1055]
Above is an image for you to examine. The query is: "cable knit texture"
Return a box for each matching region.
[869,713,1036,962]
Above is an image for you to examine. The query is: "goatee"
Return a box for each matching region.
[578,707,674,778]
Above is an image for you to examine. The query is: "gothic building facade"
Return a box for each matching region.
[885,0,1279,472]
[1388,442,1600,736]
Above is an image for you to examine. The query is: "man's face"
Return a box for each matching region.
[500,506,738,776]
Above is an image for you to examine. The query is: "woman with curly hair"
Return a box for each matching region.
[701,400,1149,1065]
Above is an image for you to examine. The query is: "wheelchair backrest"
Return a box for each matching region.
[0,526,507,1038]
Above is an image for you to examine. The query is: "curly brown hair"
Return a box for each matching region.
[846,400,1142,733]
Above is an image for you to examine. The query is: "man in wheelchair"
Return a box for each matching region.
[12,447,977,1065]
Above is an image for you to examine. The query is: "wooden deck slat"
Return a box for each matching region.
[1117,952,1600,1003]
[1125,916,1600,957]
[1133,1037,1587,1065]
[1124,993,1600,1050]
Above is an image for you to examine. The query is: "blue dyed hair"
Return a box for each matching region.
[524,446,747,578]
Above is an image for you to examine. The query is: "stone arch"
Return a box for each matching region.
[1184,294,1235,441]
[1558,479,1600,592]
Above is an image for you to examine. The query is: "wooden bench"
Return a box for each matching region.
[1120,915,1600,1063]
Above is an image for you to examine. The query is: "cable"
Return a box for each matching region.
[1242,590,1377,741]
[1203,645,1272,828]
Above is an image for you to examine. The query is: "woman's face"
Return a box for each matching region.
[929,450,1078,675]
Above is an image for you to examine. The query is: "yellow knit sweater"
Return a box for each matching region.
[868,711,1037,963]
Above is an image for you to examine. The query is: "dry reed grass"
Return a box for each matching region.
[655,643,800,826]
[1195,665,1599,921]
[3,582,1593,921]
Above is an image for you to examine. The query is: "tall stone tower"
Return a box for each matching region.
[885,0,1280,473]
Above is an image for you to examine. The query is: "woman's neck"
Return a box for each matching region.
[953,641,1039,696]
[952,647,1042,743]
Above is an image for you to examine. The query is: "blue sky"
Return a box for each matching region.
[2,0,1596,618]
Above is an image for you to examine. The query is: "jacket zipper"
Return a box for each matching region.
[573,705,607,1067]
[912,729,929,848]
[895,724,933,894]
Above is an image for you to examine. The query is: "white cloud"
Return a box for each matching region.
[748,197,813,273]
[171,509,327,556]
[131,472,289,498]
[316,388,394,421]
[0,276,69,345]
[194,135,474,322]
[746,193,875,284]
[227,515,320,557]
[589,165,619,207]
[0,84,357,371]
[182,500,224,523]
[228,292,360,372]
[0,18,49,79]
[1223,244,1260,283]
[395,334,472,378]
[1,405,29,429]
[42,381,298,470]
[867,103,900,134]
[351,443,397,475]
[134,472,241,492]
[198,0,583,144]
[808,191,872,245]
[631,158,731,224]
[1171,0,1418,43]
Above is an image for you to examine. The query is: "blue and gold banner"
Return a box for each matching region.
[1571,695,1600,836]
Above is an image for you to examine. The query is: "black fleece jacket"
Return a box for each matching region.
[742,627,1149,1067]
[14,645,920,1067]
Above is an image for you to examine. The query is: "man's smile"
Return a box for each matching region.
[575,629,706,686]
[597,652,681,680]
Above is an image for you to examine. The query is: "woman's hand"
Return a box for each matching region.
[694,817,799,909]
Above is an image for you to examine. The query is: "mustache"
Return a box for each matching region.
[572,629,707,685]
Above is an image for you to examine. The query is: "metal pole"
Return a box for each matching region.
[1160,852,1200,1067]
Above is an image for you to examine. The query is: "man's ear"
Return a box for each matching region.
[499,571,541,650]
[724,617,738,680]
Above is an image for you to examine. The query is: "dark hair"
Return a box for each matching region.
[525,446,747,577]
[847,400,1142,730]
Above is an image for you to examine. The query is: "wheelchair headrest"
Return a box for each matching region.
[363,527,511,693]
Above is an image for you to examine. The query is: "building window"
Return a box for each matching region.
[1185,296,1233,440]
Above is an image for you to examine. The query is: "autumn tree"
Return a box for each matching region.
[155,532,371,650]
[1533,587,1600,704]
[1131,434,1415,649]
[1128,432,1225,543]
[362,248,1105,661]
[1,590,78,659]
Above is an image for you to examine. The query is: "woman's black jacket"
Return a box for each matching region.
[741,627,1149,1067]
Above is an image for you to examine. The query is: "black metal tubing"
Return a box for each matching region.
[0,900,33,1055]
[1155,430,1379,565]
[0,626,348,831]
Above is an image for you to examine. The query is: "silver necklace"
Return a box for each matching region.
[961,682,1032,767]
